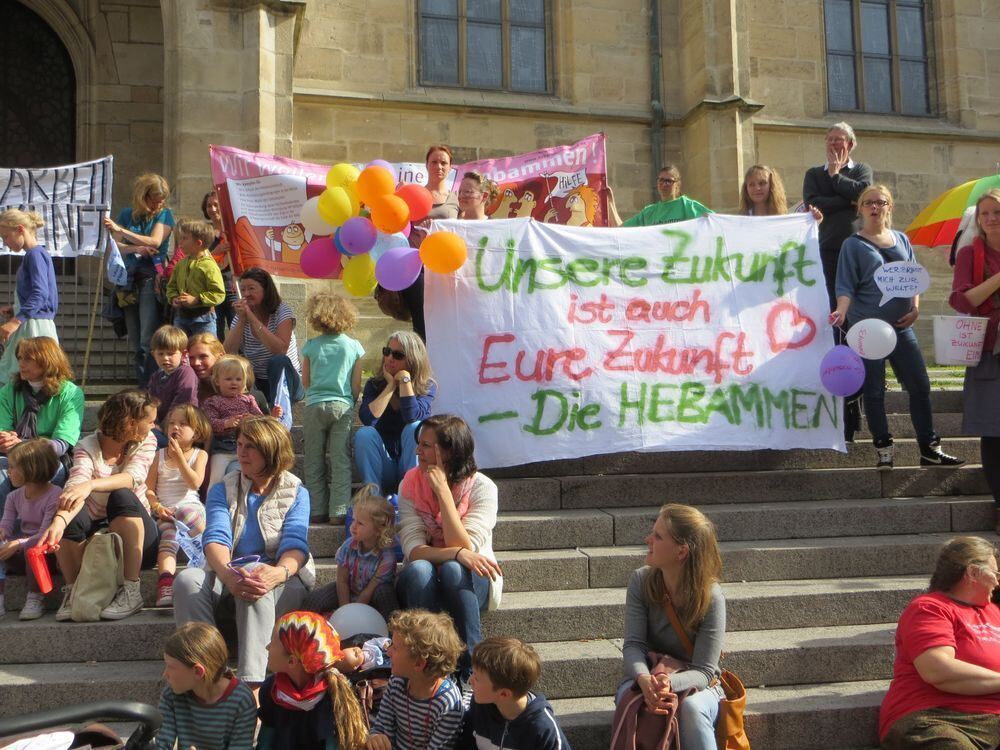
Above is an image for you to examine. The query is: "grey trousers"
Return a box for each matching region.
[173,567,307,682]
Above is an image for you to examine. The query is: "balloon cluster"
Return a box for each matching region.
[819,318,898,397]
[297,160,469,294]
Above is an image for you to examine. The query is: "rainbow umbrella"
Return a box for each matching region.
[906,174,1000,247]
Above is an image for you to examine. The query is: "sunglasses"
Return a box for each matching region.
[382,346,406,361]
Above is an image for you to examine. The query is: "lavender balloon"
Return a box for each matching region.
[339,216,377,256]
[819,345,866,397]
[375,246,423,291]
[367,159,396,176]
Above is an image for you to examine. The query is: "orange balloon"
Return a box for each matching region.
[370,194,410,234]
[356,166,396,206]
[395,184,434,222]
[419,231,467,274]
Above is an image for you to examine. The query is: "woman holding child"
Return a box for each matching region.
[224,267,302,409]
[396,414,502,682]
[879,537,1000,748]
[173,416,313,685]
[0,337,84,512]
[618,504,726,750]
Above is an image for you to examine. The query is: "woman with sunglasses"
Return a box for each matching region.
[830,185,963,470]
[353,330,436,495]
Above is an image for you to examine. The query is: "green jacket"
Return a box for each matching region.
[166,253,226,312]
[0,380,85,446]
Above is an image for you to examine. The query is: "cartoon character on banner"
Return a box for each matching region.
[265,223,308,265]
[488,184,540,219]
[543,185,600,227]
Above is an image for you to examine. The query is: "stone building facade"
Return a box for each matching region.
[6,0,1000,350]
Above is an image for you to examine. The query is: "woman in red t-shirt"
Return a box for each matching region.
[879,537,1000,748]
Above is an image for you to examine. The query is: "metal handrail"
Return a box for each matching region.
[0,700,161,749]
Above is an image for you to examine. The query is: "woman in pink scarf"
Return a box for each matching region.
[395,414,502,683]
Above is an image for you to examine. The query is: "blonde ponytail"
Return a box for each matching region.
[0,208,45,232]
[323,668,368,750]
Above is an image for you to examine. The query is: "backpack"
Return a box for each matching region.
[71,531,124,622]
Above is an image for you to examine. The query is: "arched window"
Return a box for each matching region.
[0,0,76,166]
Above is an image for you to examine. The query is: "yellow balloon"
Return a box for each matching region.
[419,231,468,274]
[326,163,360,191]
[317,187,353,227]
[341,253,377,296]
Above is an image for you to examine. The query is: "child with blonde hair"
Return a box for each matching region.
[365,609,465,750]
[259,610,369,750]
[0,439,61,620]
[301,291,363,523]
[201,355,270,486]
[159,622,257,750]
[0,209,58,385]
[167,219,226,336]
[303,485,398,621]
[146,404,211,606]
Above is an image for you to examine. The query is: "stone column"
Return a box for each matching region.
[160,0,304,215]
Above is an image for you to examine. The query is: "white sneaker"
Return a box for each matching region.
[100,580,143,620]
[55,585,73,621]
[19,593,45,620]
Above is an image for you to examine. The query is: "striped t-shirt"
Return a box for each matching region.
[368,675,464,750]
[156,678,257,750]
[233,301,300,382]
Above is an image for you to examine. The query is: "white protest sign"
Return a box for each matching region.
[875,261,930,306]
[425,214,842,468]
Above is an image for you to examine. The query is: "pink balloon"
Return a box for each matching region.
[375,246,423,291]
[402,222,411,238]
[300,237,343,278]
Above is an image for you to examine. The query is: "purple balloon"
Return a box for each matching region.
[339,216,377,256]
[366,159,395,175]
[375,246,423,291]
[819,345,865,397]
[300,237,342,279]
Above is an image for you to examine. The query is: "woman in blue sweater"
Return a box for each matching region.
[0,209,58,386]
[353,330,436,498]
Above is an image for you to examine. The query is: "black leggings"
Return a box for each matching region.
[63,489,160,569]
[984,437,1000,506]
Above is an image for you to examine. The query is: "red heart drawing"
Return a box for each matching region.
[767,301,817,353]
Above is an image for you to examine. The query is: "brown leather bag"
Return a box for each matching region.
[609,653,686,750]
[663,599,750,750]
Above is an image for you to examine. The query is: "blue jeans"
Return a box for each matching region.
[352,422,419,495]
[124,277,162,386]
[396,559,490,679]
[174,310,217,337]
[614,681,722,750]
[862,326,934,445]
[255,355,304,409]
[0,457,68,516]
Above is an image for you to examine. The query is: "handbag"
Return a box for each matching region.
[663,599,750,750]
[70,530,125,622]
[610,652,686,750]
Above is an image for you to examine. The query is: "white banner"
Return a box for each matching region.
[0,156,114,257]
[425,215,844,468]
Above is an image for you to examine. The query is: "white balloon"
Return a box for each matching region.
[846,318,898,360]
[328,603,389,639]
[300,196,336,238]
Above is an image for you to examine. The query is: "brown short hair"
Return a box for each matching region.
[164,622,232,683]
[237,417,294,478]
[151,325,189,354]
[388,609,464,679]
[418,414,477,485]
[425,144,453,164]
[166,404,212,447]
[8,438,60,484]
[175,218,216,247]
[13,337,73,397]
[98,389,158,444]
[472,637,541,696]
[306,291,358,335]
[187,332,226,358]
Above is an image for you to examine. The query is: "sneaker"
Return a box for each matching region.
[920,443,965,467]
[100,580,143,620]
[19,593,45,620]
[55,585,74,621]
[156,575,174,607]
[876,442,894,470]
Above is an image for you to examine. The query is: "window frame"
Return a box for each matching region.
[823,0,934,117]
[417,0,553,95]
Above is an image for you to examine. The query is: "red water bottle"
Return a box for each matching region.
[26,543,53,594]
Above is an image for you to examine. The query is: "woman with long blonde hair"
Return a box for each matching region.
[0,209,59,386]
[619,504,725,750]
[739,165,789,215]
[353,329,436,496]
